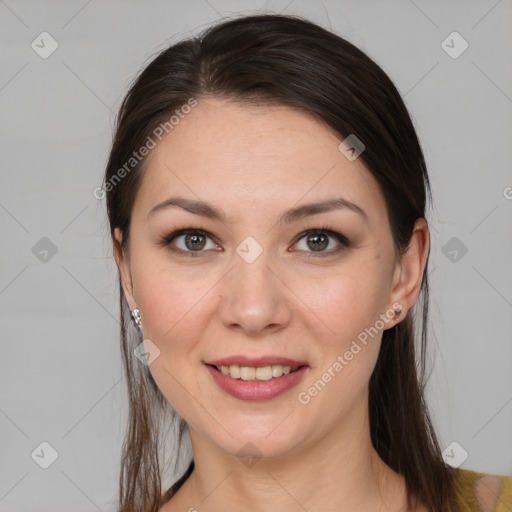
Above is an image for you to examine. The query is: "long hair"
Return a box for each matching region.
[103,13,459,512]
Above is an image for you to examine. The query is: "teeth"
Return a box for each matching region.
[240,367,255,380]
[217,364,298,380]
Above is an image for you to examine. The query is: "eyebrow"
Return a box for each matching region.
[146,196,369,225]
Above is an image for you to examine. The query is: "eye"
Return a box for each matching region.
[160,228,220,257]
[292,226,351,257]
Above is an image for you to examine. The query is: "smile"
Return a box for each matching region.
[205,363,309,401]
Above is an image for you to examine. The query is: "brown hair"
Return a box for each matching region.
[104,13,459,512]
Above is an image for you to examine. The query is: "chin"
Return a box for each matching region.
[207,424,306,462]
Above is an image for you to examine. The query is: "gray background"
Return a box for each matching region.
[1,0,511,510]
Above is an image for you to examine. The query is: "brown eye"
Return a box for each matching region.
[160,228,219,257]
[305,232,329,251]
[293,228,351,256]
[183,233,207,251]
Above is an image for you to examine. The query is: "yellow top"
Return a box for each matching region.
[454,468,512,512]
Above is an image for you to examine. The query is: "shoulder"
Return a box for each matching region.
[453,467,512,512]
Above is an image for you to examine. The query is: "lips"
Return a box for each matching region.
[203,355,310,400]
[205,363,309,401]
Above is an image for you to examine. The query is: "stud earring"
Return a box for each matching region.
[131,308,142,329]
[393,307,402,320]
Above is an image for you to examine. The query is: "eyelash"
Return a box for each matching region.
[158,224,352,259]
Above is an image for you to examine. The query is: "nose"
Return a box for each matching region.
[217,251,292,337]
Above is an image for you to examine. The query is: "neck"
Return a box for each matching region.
[178,400,409,512]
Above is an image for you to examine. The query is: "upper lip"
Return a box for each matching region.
[205,356,309,368]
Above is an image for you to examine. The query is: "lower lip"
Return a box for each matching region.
[205,364,309,401]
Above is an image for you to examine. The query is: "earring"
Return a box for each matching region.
[131,308,142,329]
[393,307,402,320]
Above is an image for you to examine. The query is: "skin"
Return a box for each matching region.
[114,97,430,512]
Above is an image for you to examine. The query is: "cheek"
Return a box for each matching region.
[130,257,210,352]
[131,264,210,416]
[294,264,390,407]
[292,270,386,419]
[298,262,387,345]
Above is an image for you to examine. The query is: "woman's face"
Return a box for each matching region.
[115,97,424,460]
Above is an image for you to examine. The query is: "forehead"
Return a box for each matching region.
[133,98,387,227]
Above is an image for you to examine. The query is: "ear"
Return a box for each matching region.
[387,217,430,327]
[113,227,138,311]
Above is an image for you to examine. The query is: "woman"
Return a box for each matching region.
[103,13,512,512]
